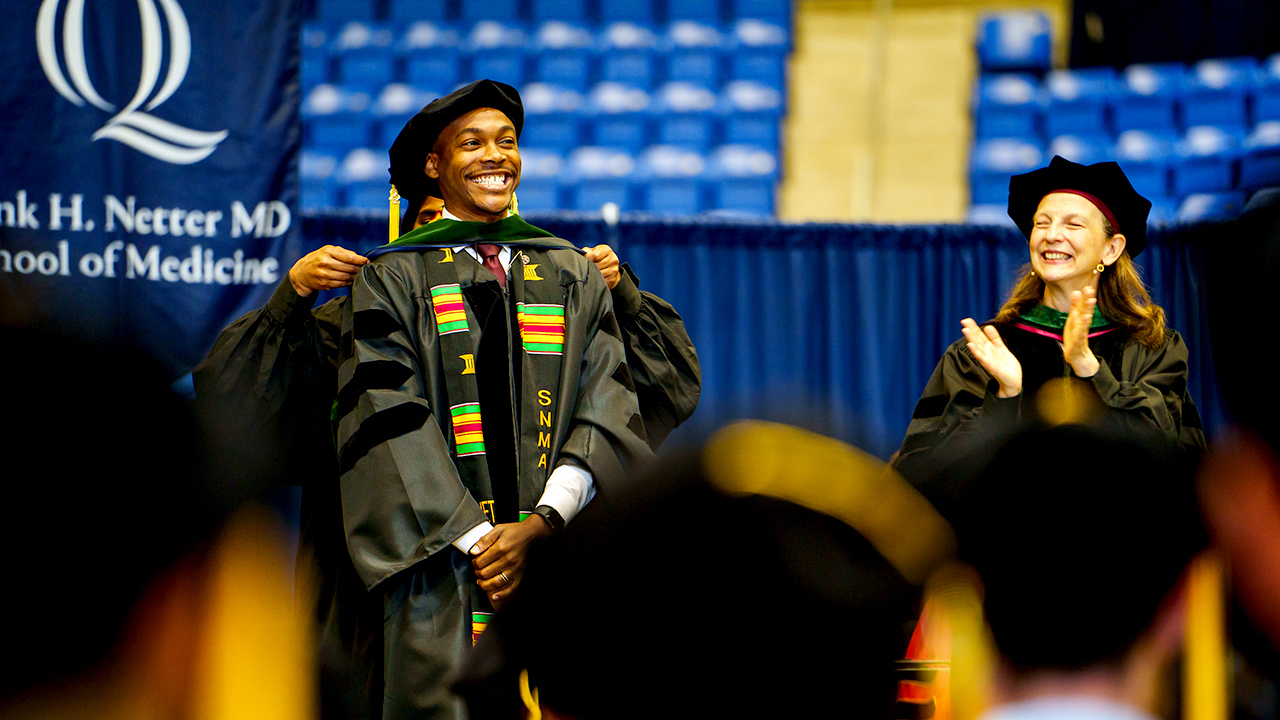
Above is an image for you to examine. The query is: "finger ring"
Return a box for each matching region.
[500,572,510,585]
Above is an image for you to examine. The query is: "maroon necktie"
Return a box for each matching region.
[476,243,506,289]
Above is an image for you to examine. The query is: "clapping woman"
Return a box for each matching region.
[895,156,1205,475]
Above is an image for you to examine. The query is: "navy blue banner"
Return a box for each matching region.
[0,0,302,377]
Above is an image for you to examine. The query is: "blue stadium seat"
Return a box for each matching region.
[731,18,789,49]
[1113,63,1185,134]
[728,19,788,90]
[1256,54,1280,123]
[602,51,656,89]
[1048,134,1111,166]
[584,82,652,150]
[976,12,1051,73]
[337,148,391,210]
[599,0,657,26]
[316,0,375,23]
[969,138,1044,205]
[331,22,396,92]
[530,0,588,23]
[719,80,784,151]
[732,0,791,26]
[637,146,708,215]
[728,50,786,91]
[302,24,332,90]
[399,20,463,51]
[705,144,779,215]
[664,22,727,88]
[302,84,375,153]
[669,0,723,25]
[388,0,450,23]
[1172,125,1242,195]
[1241,121,1280,190]
[600,22,659,89]
[520,84,585,152]
[564,147,638,211]
[653,82,720,149]
[515,148,566,211]
[1043,68,1117,139]
[461,0,519,23]
[300,149,341,210]
[466,21,529,87]
[1175,191,1246,221]
[1112,129,1176,202]
[372,84,437,147]
[974,74,1042,140]
[1182,57,1256,131]
[398,22,463,89]
[531,22,595,91]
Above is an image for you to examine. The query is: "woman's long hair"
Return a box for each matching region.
[994,221,1167,347]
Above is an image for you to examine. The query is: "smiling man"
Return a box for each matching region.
[336,80,655,719]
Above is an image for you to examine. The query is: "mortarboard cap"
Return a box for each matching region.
[387,79,524,200]
[1007,155,1153,258]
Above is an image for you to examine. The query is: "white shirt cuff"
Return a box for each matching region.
[453,521,495,554]
[538,463,596,524]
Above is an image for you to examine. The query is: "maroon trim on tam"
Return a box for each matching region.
[1048,188,1120,234]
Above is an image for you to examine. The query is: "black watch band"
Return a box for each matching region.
[532,504,565,533]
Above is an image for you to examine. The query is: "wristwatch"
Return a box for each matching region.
[531,504,565,533]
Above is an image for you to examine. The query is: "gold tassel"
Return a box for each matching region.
[389,185,400,241]
[509,193,519,217]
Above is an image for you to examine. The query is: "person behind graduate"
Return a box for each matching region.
[193,85,700,719]
[943,403,1205,720]
[894,156,1205,491]
[450,421,954,720]
[0,329,309,720]
[335,78,656,719]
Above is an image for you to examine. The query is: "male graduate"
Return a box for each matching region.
[336,79,654,718]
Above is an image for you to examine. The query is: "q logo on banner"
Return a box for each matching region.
[35,0,229,165]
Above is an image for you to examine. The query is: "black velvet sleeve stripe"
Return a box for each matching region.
[336,361,418,420]
[1184,401,1203,430]
[611,362,635,393]
[627,413,648,443]
[598,310,622,341]
[353,308,405,341]
[338,402,432,475]
[912,395,950,419]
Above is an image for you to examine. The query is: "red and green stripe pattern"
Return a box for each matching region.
[430,283,469,336]
[472,611,493,645]
[450,403,485,457]
[517,302,565,355]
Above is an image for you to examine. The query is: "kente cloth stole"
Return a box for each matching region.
[420,246,569,641]
[1014,303,1116,342]
[421,246,568,514]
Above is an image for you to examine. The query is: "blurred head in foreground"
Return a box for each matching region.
[1202,187,1280,668]
[454,421,957,720]
[0,329,293,719]
[956,411,1204,713]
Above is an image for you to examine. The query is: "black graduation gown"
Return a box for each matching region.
[894,319,1206,493]
[192,220,698,718]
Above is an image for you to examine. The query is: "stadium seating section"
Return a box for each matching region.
[301,0,791,216]
[969,11,1280,224]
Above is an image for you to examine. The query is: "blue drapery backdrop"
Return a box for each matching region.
[304,211,1224,460]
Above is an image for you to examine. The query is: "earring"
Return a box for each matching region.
[1094,263,1105,274]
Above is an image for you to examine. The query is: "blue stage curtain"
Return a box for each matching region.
[303,211,1224,458]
